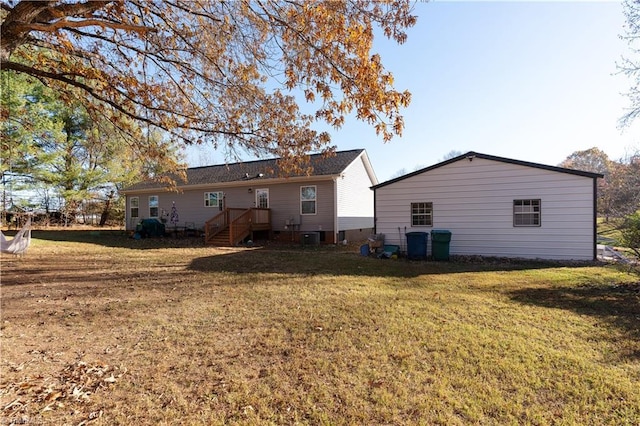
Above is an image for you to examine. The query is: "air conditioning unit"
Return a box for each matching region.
[302,232,320,246]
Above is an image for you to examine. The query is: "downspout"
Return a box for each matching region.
[373,187,377,235]
[333,177,338,244]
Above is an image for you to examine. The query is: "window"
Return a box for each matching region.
[130,197,139,219]
[514,199,541,226]
[301,185,316,215]
[149,195,159,218]
[204,192,223,208]
[411,202,433,226]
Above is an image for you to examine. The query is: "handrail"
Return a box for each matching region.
[205,207,272,245]
[227,208,247,223]
[229,208,252,245]
[204,209,227,243]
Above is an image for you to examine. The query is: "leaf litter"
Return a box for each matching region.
[1,359,125,422]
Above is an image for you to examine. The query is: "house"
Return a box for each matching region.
[122,149,378,245]
[372,152,603,261]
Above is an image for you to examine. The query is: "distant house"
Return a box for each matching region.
[122,149,377,245]
[372,152,603,261]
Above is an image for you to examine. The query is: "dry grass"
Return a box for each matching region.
[1,230,639,425]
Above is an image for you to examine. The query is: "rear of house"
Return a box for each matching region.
[373,152,602,261]
[122,149,377,245]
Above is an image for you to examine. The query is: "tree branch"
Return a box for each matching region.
[14,18,153,34]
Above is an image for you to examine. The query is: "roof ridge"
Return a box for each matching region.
[186,148,363,171]
[122,149,366,191]
[372,151,603,190]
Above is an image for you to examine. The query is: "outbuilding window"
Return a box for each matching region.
[411,202,433,226]
[513,199,541,226]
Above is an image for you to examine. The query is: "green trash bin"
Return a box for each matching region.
[431,230,451,261]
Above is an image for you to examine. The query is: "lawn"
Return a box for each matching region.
[597,217,625,245]
[1,230,639,425]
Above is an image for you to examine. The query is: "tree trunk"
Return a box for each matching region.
[1,2,54,64]
[99,191,114,226]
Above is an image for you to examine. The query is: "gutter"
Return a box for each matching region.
[121,174,341,195]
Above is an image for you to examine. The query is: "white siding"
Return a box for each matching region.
[336,154,375,231]
[375,157,596,260]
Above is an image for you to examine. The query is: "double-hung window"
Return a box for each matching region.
[149,195,160,217]
[411,202,433,226]
[204,192,223,208]
[301,186,317,215]
[513,199,541,226]
[149,195,159,218]
[130,197,139,219]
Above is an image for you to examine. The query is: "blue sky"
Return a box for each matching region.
[187,0,639,182]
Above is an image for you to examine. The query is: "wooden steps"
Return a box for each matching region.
[204,208,271,246]
[208,228,231,246]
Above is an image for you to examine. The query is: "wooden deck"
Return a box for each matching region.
[204,208,271,246]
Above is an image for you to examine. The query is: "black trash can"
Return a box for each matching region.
[431,230,452,261]
[406,232,428,260]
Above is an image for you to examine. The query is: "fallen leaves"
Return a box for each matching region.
[1,360,126,420]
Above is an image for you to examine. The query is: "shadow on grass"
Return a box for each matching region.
[26,229,206,249]
[187,247,600,278]
[22,229,601,274]
[509,282,640,360]
[13,229,623,278]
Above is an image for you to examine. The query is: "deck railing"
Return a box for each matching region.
[204,209,228,243]
[229,209,252,245]
[205,208,271,245]
[251,208,271,228]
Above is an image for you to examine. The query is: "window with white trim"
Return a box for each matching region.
[514,199,541,226]
[149,195,159,218]
[411,202,433,226]
[130,197,139,219]
[300,185,316,215]
[204,192,223,208]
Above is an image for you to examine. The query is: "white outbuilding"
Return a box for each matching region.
[372,152,603,261]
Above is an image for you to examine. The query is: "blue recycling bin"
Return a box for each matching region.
[406,232,428,260]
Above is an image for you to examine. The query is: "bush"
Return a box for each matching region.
[620,212,640,258]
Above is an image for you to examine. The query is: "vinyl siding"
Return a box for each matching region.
[125,179,336,234]
[375,157,596,260]
[336,154,375,231]
[263,180,335,232]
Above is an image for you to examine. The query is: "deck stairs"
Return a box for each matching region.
[204,207,270,246]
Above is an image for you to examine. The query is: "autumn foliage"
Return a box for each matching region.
[1,1,416,173]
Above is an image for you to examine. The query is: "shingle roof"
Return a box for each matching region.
[372,151,604,190]
[125,149,365,191]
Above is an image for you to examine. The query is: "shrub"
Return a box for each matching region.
[620,212,640,259]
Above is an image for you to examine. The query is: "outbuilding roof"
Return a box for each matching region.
[125,149,367,191]
[372,151,604,190]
